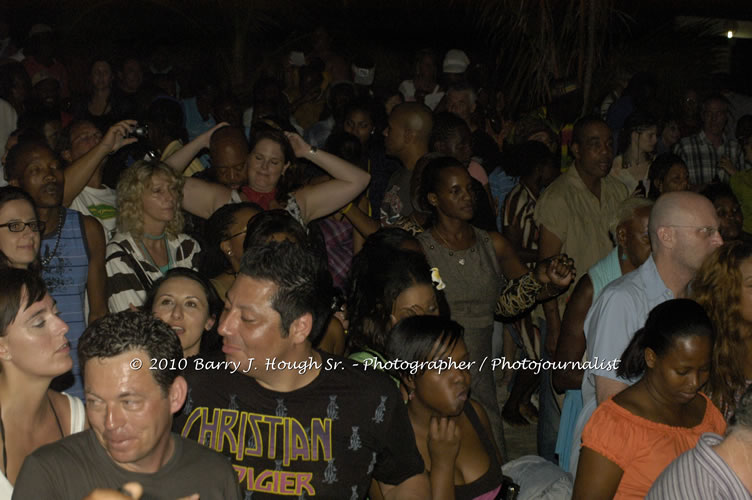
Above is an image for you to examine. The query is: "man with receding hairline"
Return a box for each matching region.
[565,190,724,475]
[380,103,433,225]
[209,126,249,192]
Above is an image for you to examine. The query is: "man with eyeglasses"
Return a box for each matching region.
[566,191,723,475]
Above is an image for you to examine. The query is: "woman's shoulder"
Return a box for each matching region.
[106,231,136,254]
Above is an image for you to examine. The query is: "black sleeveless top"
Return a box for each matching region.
[454,402,505,500]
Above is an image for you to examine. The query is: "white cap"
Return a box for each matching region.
[442,49,469,74]
[352,64,375,86]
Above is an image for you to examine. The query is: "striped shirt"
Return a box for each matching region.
[647,432,752,500]
[673,130,745,185]
[502,183,538,258]
[42,208,89,399]
[105,231,201,313]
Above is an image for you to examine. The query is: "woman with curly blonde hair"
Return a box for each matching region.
[105,160,201,313]
[692,240,752,419]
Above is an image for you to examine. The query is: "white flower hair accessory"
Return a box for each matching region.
[430,267,446,290]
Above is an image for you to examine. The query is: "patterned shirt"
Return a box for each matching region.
[673,130,745,185]
[647,432,752,500]
[502,183,538,258]
[105,231,201,313]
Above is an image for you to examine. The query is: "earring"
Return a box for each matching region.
[620,251,627,261]
[227,250,233,256]
[408,389,415,401]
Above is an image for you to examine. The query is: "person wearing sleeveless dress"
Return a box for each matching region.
[0,269,86,499]
[416,157,575,458]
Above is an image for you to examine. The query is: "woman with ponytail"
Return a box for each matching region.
[573,299,726,500]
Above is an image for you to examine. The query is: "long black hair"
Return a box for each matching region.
[617,299,714,380]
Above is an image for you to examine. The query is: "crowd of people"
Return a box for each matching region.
[0,17,751,500]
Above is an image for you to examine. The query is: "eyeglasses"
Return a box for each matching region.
[223,229,247,242]
[665,225,719,238]
[0,220,46,233]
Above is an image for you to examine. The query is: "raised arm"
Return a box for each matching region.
[285,132,371,224]
[63,120,137,206]
[163,122,229,173]
[181,177,233,219]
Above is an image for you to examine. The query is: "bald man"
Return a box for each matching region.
[565,191,723,475]
[209,126,249,191]
[380,103,433,224]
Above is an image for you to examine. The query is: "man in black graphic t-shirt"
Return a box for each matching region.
[174,241,428,499]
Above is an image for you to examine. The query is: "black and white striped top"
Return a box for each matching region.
[105,231,202,313]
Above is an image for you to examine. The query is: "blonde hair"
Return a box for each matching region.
[608,197,654,240]
[116,161,185,239]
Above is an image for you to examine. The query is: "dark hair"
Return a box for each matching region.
[429,111,469,150]
[0,268,47,336]
[249,129,299,201]
[58,119,101,155]
[346,248,435,354]
[617,299,714,379]
[146,97,186,143]
[701,183,738,205]
[201,202,262,278]
[239,241,332,345]
[504,140,556,178]
[384,315,464,377]
[647,153,687,199]
[0,186,43,273]
[700,94,730,114]
[4,139,55,181]
[359,227,419,253]
[324,131,362,165]
[142,268,223,355]
[0,62,30,103]
[513,116,556,146]
[572,115,608,147]
[418,155,466,217]
[618,111,657,154]
[242,209,308,250]
[736,115,752,144]
[79,310,184,394]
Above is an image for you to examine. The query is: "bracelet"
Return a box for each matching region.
[340,202,353,215]
[309,145,318,155]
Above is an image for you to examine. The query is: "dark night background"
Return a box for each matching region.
[3,0,751,114]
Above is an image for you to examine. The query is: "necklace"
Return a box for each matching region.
[40,209,65,267]
[432,227,475,266]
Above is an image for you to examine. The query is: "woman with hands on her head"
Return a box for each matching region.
[177,128,371,226]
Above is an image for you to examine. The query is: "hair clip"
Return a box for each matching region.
[430,267,446,290]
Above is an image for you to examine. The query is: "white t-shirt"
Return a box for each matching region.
[70,185,118,241]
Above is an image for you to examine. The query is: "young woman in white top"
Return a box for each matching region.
[0,268,86,498]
